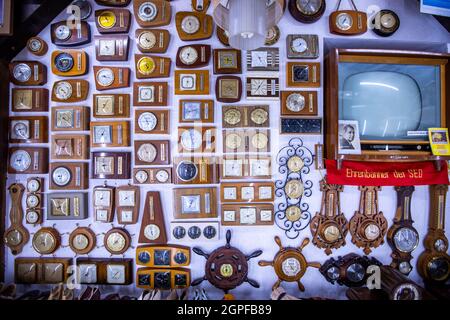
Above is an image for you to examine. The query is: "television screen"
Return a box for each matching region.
[339,62,441,141]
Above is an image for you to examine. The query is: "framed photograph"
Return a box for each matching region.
[338,120,361,155]
[421,0,450,17]
[428,128,450,156]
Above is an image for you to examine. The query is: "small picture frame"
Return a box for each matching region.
[338,120,361,155]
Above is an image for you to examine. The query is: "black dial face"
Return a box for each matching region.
[55,53,74,72]
[173,226,186,239]
[293,65,309,82]
[138,274,151,286]
[175,274,187,286]
[176,161,198,182]
[203,226,217,239]
[428,257,450,281]
[188,226,201,239]
[373,10,400,36]
[346,263,365,283]
[154,271,171,290]
[138,251,151,264]
[174,251,187,265]
[281,118,322,134]
[154,249,171,266]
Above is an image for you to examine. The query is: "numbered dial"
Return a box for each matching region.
[27,179,41,193]
[180,129,202,150]
[54,81,73,100]
[155,170,170,183]
[55,24,72,41]
[393,227,419,253]
[137,143,158,163]
[52,167,72,186]
[26,194,40,208]
[144,224,160,241]
[105,229,130,254]
[179,46,199,65]
[96,68,115,87]
[98,11,116,29]
[137,57,156,75]
[26,210,40,224]
[139,2,158,21]
[32,228,60,255]
[224,109,241,125]
[291,38,308,53]
[13,64,32,82]
[282,258,301,277]
[135,170,149,184]
[296,0,323,16]
[336,13,353,31]
[251,108,269,125]
[138,112,158,132]
[138,31,157,49]
[181,16,200,34]
[287,93,305,112]
[176,161,198,182]
[10,150,32,172]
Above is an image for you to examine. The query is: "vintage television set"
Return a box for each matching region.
[325,49,450,167]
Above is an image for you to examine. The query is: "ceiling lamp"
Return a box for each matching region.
[213,0,286,51]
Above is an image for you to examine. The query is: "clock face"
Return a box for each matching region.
[177,161,198,182]
[287,156,304,172]
[33,230,57,254]
[11,120,30,140]
[107,265,125,284]
[181,195,201,214]
[251,51,268,68]
[285,180,304,199]
[188,226,201,239]
[106,231,127,253]
[180,129,202,150]
[399,262,412,275]
[26,194,40,208]
[364,223,380,241]
[137,56,156,75]
[94,189,111,207]
[44,263,64,283]
[26,211,39,224]
[137,143,157,163]
[250,79,268,96]
[13,63,32,82]
[323,225,340,242]
[96,68,115,87]
[291,37,308,53]
[224,210,236,222]
[260,210,272,222]
[259,187,272,200]
[135,170,149,183]
[98,11,116,29]
[72,234,89,251]
[251,108,269,125]
[381,12,397,28]
[180,74,196,90]
[225,133,242,150]
[393,227,419,253]
[29,39,42,52]
[296,0,323,15]
[180,46,199,65]
[56,110,74,128]
[427,257,450,281]
[119,190,135,206]
[155,169,169,183]
[139,31,157,49]
[240,208,257,224]
[336,13,353,31]
[224,159,242,177]
[54,52,74,73]
[5,230,23,246]
[223,187,237,200]
[182,102,201,120]
[251,132,269,150]
[181,16,200,34]
[95,156,114,175]
[250,159,270,176]
[54,81,73,100]
[10,150,32,172]
[224,109,241,125]
[79,264,97,283]
[241,187,254,200]
[287,93,306,112]
[99,40,116,56]
[52,167,72,186]
[55,24,72,40]
[138,86,154,102]
[51,198,69,216]
[173,226,186,239]
[220,264,234,277]
[93,126,112,144]
[282,257,301,277]
[346,263,365,283]
[96,96,114,115]
[139,2,158,21]
[144,224,160,241]
[27,178,41,192]
[327,266,340,280]
[293,66,309,82]
[286,206,301,222]
[138,112,158,132]
[14,90,33,110]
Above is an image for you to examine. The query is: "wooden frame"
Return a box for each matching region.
[9,61,47,86]
[325,49,450,165]
[281,91,318,116]
[93,66,130,91]
[133,167,172,185]
[136,245,190,267]
[134,0,171,27]
[179,99,214,123]
[95,9,131,34]
[134,140,171,166]
[51,134,90,160]
[136,29,170,53]
[135,109,170,134]
[50,21,91,47]
[94,35,130,61]
[173,187,217,219]
[213,48,242,74]
[51,50,88,77]
[175,11,213,41]
[139,191,167,244]
[216,76,242,103]
[220,156,272,180]
[246,47,280,72]
[90,121,130,148]
[175,70,209,95]
[51,80,89,103]
[136,268,190,289]
[7,147,49,174]
[9,116,48,144]
[329,10,368,36]
[92,152,131,179]
[12,88,48,112]
[133,82,168,107]
[223,129,271,154]
[49,162,89,190]
[116,185,140,225]
[15,258,72,284]
[76,258,133,285]
[176,44,211,68]
[178,126,216,153]
[287,62,320,87]
[135,54,171,79]
[51,106,90,131]
[220,182,275,203]
[246,77,280,99]
[93,93,130,118]
[93,185,115,223]
[47,192,88,220]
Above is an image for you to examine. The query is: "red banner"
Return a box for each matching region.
[325,160,449,186]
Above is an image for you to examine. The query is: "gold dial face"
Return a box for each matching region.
[98,11,116,29]
[224,108,241,125]
[33,230,58,254]
[284,180,304,199]
[364,223,380,241]
[220,264,234,278]
[251,132,269,150]
[286,206,302,222]
[323,224,340,242]
[106,232,127,253]
[250,108,268,125]
[137,57,156,75]
[72,234,89,251]
[225,133,242,149]
[5,229,23,246]
[287,156,304,172]
[51,198,70,216]
[139,31,157,49]
[14,90,33,110]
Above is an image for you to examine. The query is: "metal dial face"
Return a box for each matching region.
[336,13,353,31]
[434,239,447,252]
[364,223,380,241]
[287,156,304,172]
[29,39,43,52]
[106,232,127,253]
[380,12,397,29]
[176,161,198,182]
[251,108,269,125]
[287,93,306,112]
[33,230,57,254]
[155,169,169,183]
[399,261,412,275]
[291,37,308,53]
[173,226,186,239]
[225,133,242,150]
[13,63,32,82]
[180,129,202,150]
[96,68,115,87]
[203,226,217,239]
[393,284,420,301]
[72,234,89,251]
[27,179,41,193]
[55,24,72,40]
[179,46,199,65]
[326,266,340,280]
[137,143,157,163]
[224,109,241,125]
[52,167,72,186]
[323,225,340,242]
[5,230,23,246]
[118,190,135,206]
[94,189,111,207]
[54,81,73,100]
[393,227,419,253]
[346,263,365,283]
[135,170,149,184]
[10,150,32,172]
[139,31,157,49]
[181,16,200,34]
[251,133,268,150]
[281,257,301,277]
[284,179,304,199]
[296,0,323,15]
[138,112,158,132]
[144,224,160,241]
[26,210,39,224]
[54,53,74,72]
[26,194,40,208]
[285,206,301,222]
[220,264,234,277]
[139,2,158,21]
[12,122,29,140]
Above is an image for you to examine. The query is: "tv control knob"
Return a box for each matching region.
[417,145,422,150]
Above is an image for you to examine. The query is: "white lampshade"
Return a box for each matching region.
[213,0,285,51]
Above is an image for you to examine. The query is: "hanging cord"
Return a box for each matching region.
[336,0,358,11]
